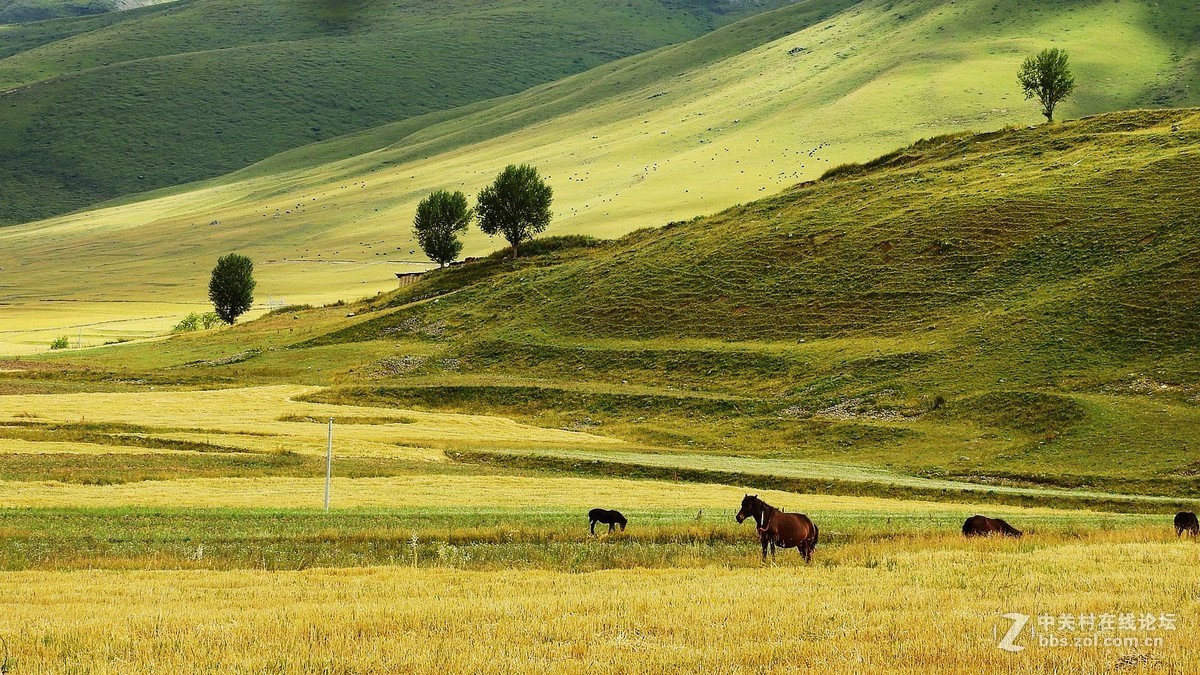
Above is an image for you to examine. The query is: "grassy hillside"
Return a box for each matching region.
[3,0,1198,353]
[13,108,1200,505]
[0,0,793,225]
[301,108,1200,498]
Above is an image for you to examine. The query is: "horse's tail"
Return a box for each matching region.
[812,521,819,550]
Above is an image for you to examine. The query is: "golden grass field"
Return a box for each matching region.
[0,383,1195,672]
[0,384,624,454]
[0,473,1090,512]
[0,539,1196,673]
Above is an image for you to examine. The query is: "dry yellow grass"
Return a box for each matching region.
[0,438,202,456]
[1,384,1191,673]
[0,474,980,511]
[0,472,1117,520]
[0,385,624,455]
[0,300,206,356]
[1,539,1195,673]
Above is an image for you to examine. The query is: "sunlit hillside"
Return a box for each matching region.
[2,0,1197,354]
[0,0,792,224]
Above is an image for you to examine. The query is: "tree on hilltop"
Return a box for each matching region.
[413,190,472,267]
[476,164,553,258]
[1018,48,1076,123]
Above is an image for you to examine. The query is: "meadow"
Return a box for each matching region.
[0,498,1196,672]
[0,368,1196,671]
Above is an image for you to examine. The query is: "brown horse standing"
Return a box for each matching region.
[962,515,1023,538]
[736,494,818,563]
[1175,511,1199,538]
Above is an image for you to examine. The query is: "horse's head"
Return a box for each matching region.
[736,494,759,524]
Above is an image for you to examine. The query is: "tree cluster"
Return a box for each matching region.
[413,164,553,266]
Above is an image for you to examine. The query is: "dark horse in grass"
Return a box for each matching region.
[589,508,627,535]
[1175,512,1199,538]
[962,515,1023,538]
[736,494,818,563]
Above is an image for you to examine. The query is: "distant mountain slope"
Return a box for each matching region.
[2,0,1198,355]
[1,1,114,23]
[0,0,167,23]
[0,0,790,225]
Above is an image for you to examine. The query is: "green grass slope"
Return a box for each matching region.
[3,0,1198,353]
[0,0,791,225]
[19,108,1200,507]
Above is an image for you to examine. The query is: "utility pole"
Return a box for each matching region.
[324,418,333,511]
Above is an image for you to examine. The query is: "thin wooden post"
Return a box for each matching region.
[324,418,333,511]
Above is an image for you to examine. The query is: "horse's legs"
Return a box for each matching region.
[769,540,776,562]
[760,537,769,563]
[609,522,616,533]
[590,520,596,535]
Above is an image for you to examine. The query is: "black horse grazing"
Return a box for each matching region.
[736,494,818,563]
[589,508,627,534]
[1175,511,1199,538]
[962,515,1023,538]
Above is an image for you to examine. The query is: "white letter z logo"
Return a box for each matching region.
[998,613,1030,653]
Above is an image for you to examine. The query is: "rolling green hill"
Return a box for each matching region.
[0,0,794,225]
[3,0,1199,356]
[18,107,1200,506]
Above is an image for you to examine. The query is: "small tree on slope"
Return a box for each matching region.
[413,190,472,267]
[476,164,553,258]
[208,254,256,324]
[1018,48,1076,123]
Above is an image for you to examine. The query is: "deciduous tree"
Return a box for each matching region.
[476,164,553,258]
[208,254,256,324]
[413,190,472,267]
[1018,48,1076,123]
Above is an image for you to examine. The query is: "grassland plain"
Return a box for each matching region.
[5,0,1200,346]
[0,0,794,224]
[0,445,1194,671]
